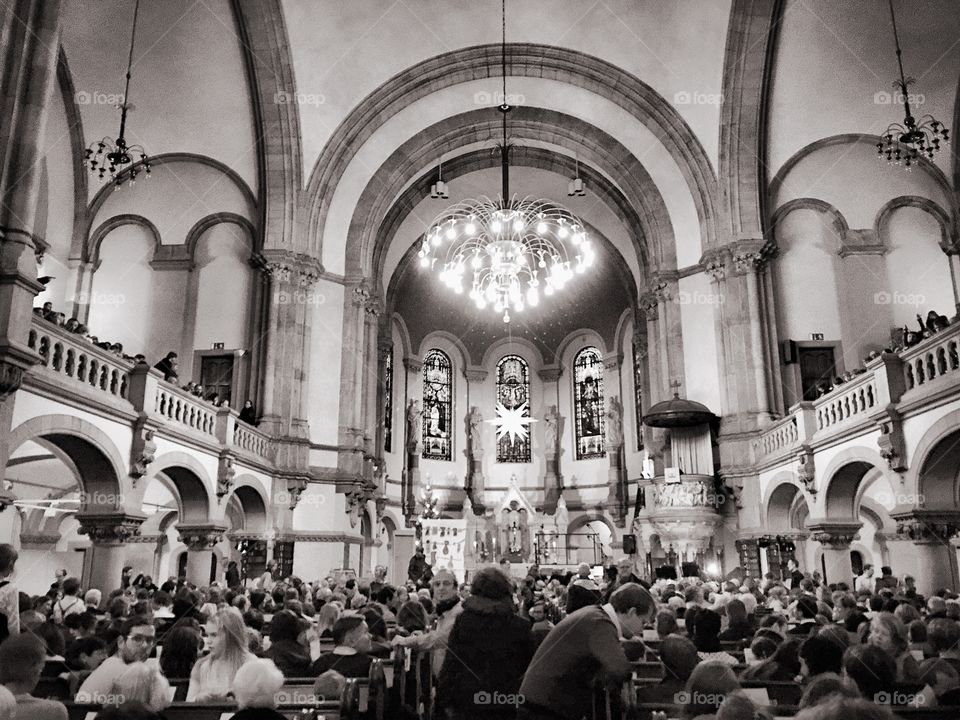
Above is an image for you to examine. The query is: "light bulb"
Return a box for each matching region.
[544,284,554,296]
[432,234,441,247]
[537,221,547,234]
[491,220,502,233]
[527,288,539,306]
[446,226,457,240]
[465,221,477,235]
[513,219,524,233]
[485,284,497,302]
[558,225,569,239]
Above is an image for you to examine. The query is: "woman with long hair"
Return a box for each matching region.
[158,626,201,679]
[186,607,255,701]
[316,602,340,639]
[867,612,920,683]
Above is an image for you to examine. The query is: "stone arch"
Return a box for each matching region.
[184,212,259,256]
[480,337,547,373]
[305,43,719,258]
[7,415,126,511]
[764,476,809,528]
[145,452,213,524]
[906,410,960,509]
[87,214,162,265]
[768,134,956,214]
[567,511,617,539]
[390,313,413,359]
[227,475,270,533]
[56,46,90,261]
[874,196,955,251]
[367,119,663,286]
[768,198,850,248]
[417,331,474,371]
[820,447,891,519]
[555,328,609,368]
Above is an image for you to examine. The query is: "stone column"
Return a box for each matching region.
[540,401,564,512]
[639,292,662,405]
[255,252,321,441]
[891,511,960,596]
[77,513,145,592]
[402,358,422,525]
[0,0,63,473]
[178,525,227,587]
[807,521,861,587]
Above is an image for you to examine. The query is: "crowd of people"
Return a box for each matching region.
[0,542,958,720]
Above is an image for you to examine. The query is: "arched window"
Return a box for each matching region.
[422,350,453,460]
[632,341,644,451]
[383,347,394,453]
[496,355,531,463]
[573,347,605,459]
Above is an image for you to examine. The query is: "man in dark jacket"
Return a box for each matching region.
[519,583,655,720]
[636,636,699,704]
[436,567,534,719]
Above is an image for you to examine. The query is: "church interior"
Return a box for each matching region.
[3,0,960,603]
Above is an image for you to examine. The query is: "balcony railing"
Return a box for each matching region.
[756,325,960,465]
[24,316,274,463]
[27,318,132,401]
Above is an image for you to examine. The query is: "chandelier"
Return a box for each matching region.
[84,0,151,188]
[877,0,949,167]
[416,0,593,323]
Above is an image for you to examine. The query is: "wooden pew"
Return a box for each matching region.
[393,646,433,719]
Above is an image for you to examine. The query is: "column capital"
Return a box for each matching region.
[253,250,323,287]
[807,521,861,549]
[177,524,228,551]
[892,510,960,545]
[639,291,660,319]
[77,513,146,544]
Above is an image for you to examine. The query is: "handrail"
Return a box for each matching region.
[900,321,960,391]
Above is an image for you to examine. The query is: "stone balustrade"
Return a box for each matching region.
[901,321,960,391]
[23,316,274,463]
[813,369,879,432]
[27,318,132,401]
[757,413,800,458]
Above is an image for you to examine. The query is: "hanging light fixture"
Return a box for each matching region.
[877,0,949,168]
[430,157,449,199]
[84,0,151,189]
[568,154,586,197]
[417,0,593,323]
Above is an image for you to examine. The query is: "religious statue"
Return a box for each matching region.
[406,399,422,445]
[467,406,484,454]
[605,396,623,445]
[508,521,522,554]
[543,405,560,453]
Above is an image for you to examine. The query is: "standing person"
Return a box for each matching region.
[187,608,255,701]
[786,558,804,590]
[407,548,428,585]
[392,569,463,675]
[518,584,655,720]
[370,565,388,597]
[225,561,241,590]
[153,352,179,382]
[875,566,898,592]
[436,567,535,720]
[238,401,258,426]
[52,578,84,623]
[854,565,874,593]
[0,544,19,642]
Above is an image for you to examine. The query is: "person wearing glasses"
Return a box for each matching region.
[75,615,170,705]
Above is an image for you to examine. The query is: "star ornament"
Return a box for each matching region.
[488,401,536,446]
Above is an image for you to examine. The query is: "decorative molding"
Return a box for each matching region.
[892,510,960,545]
[217,454,237,499]
[807,521,861,549]
[838,228,886,258]
[876,406,907,472]
[177,524,228,551]
[796,444,816,495]
[77,513,146,544]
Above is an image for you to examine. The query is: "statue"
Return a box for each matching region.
[406,399,422,446]
[508,521,522,554]
[467,406,484,454]
[605,396,623,445]
[543,406,560,452]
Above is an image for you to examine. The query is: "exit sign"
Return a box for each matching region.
[810,333,824,341]
[213,342,225,349]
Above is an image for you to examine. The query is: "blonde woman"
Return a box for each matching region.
[187,607,255,701]
[317,602,340,639]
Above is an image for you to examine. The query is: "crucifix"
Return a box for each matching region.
[669,379,682,398]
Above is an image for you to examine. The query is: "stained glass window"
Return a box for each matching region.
[573,347,605,459]
[496,355,531,463]
[422,350,452,460]
[632,341,644,451]
[383,347,394,453]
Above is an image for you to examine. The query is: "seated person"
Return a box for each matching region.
[0,633,68,720]
[310,615,373,679]
[800,635,845,679]
[918,657,960,705]
[842,644,895,701]
[264,609,312,677]
[637,636,699,704]
[230,659,287,720]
